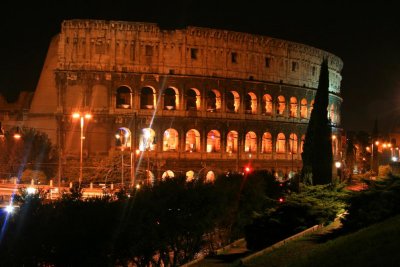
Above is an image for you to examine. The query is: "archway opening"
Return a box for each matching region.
[245,131,257,153]
[226,131,238,153]
[185,129,200,152]
[140,87,155,109]
[207,130,221,152]
[116,86,132,109]
[164,88,177,110]
[261,132,272,153]
[277,95,286,115]
[163,128,178,151]
[276,133,286,153]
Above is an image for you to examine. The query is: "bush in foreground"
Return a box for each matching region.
[245,184,348,250]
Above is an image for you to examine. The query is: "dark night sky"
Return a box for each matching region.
[0,0,399,133]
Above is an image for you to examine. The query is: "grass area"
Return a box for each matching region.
[244,215,400,267]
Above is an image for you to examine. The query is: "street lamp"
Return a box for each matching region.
[72,112,92,186]
[370,141,379,173]
[13,127,22,140]
[115,128,131,187]
[335,161,342,182]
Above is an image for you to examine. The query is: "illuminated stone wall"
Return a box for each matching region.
[24,19,343,182]
[58,20,342,93]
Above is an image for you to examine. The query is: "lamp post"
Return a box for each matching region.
[115,132,125,187]
[335,161,342,182]
[371,141,379,174]
[143,129,153,186]
[72,112,92,186]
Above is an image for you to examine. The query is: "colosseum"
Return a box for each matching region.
[10,19,343,185]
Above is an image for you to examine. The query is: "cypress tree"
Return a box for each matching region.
[301,59,333,185]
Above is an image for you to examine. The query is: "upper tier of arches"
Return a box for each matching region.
[109,85,340,124]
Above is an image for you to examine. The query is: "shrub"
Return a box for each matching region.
[341,174,400,231]
[245,184,348,250]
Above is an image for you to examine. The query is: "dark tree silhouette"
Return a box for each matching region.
[301,59,333,185]
[0,127,56,180]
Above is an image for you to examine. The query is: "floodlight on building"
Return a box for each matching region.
[26,187,36,194]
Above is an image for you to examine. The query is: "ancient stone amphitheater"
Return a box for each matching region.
[24,19,343,184]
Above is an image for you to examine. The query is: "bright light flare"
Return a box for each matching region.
[392,157,398,162]
[4,205,14,213]
[13,133,21,139]
[72,112,80,119]
[84,113,92,119]
[335,161,342,168]
[27,187,36,194]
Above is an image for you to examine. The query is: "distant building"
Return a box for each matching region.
[1,20,344,184]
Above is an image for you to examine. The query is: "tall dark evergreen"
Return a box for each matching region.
[301,59,333,185]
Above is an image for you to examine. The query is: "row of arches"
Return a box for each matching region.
[115,86,339,122]
[121,128,305,155]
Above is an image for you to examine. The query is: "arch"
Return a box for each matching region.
[163,128,179,151]
[206,89,221,112]
[290,97,298,117]
[262,94,273,114]
[300,134,305,153]
[309,100,315,117]
[332,134,338,157]
[163,87,179,110]
[140,86,155,109]
[245,131,257,153]
[330,104,336,123]
[300,98,308,118]
[115,127,132,148]
[205,171,215,183]
[186,170,195,182]
[276,133,286,153]
[245,92,257,114]
[226,131,238,153]
[185,129,200,152]
[226,91,240,113]
[139,128,156,151]
[186,88,200,110]
[289,133,298,154]
[162,170,175,180]
[261,132,272,153]
[207,130,221,152]
[116,86,132,109]
[277,95,286,115]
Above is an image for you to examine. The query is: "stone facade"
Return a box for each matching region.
[21,19,343,183]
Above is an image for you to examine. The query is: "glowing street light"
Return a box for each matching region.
[4,205,15,214]
[72,112,92,186]
[26,187,36,194]
[13,127,22,140]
